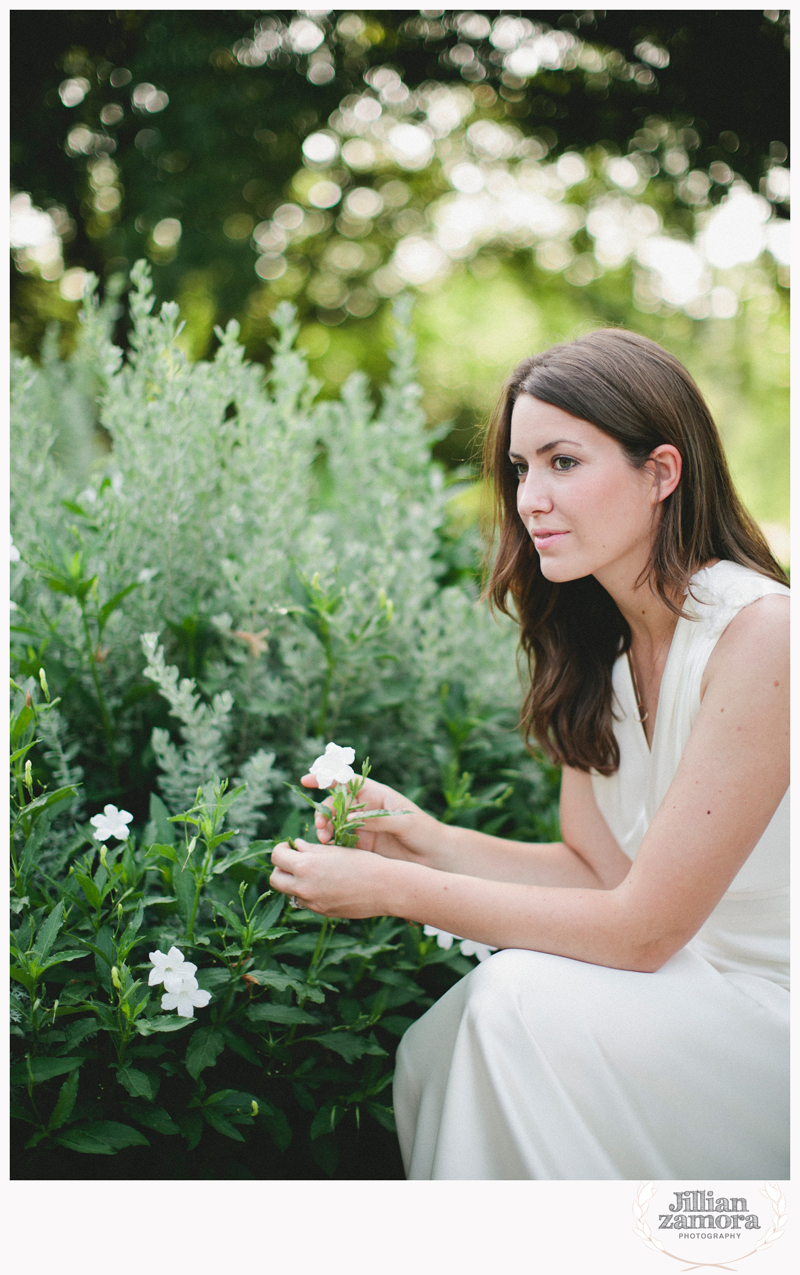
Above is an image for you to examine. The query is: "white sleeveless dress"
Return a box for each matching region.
[393,562,789,1180]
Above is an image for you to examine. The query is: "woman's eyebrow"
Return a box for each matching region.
[508,439,584,459]
[535,438,583,455]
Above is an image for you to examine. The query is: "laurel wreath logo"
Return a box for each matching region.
[632,1181,787,1270]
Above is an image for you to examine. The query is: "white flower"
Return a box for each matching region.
[148,946,196,987]
[160,973,212,1019]
[90,804,134,841]
[423,925,455,950]
[424,925,496,962]
[309,741,356,788]
[10,535,20,562]
[459,938,495,963]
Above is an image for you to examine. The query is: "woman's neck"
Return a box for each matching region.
[594,549,683,654]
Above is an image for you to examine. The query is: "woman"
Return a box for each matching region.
[270,329,789,1180]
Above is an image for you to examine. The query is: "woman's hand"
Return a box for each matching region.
[301,773,449,868]
[270,838,399,918]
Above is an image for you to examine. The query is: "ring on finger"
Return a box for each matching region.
[289,894,302,909]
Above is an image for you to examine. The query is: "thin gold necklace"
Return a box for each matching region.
[628,625,675,726]
[627,654,649,723]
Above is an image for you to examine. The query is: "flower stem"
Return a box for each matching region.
[79,601,119,786]
[308,917,329,978]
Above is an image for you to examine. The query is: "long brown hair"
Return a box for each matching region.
[484,328,787,775]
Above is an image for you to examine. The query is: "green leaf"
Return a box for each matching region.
[92,925,114,993]
[37,950,90,976]
[195,967,231,996]
[11,1055,84,1086]
[80,1121,149,1149]
[259,1100,292,1152]
[247,1003,321,1027]
[202,1108,245,1142]
[185,1026,225,1079]
[218,1025,262,1066]
[10,702,35,742]
[310,1103,345,1141]
[136,1014,193,1035]
[125,1103,180,1136]
[209,898,245,934]
[73,870,102,909]
[255,891,287,930]
[177,1110,203,1150]
[144,842,177,863]
[10,738,40,766]
[32,900,64,963]
[172,862,196,927]
[367,1102,397,1133]
[147,793,175,846]
[48,1068,80,1130]
[379,1015,415,1037]
[24,1131,50,1151]
[117,900,144,959]
[116,1066,156,1101]
[316,940,398,968]
[310,1032,373,1063]
[246,969,325,1002]
[211,841,274,874]
[63,1018,99,1050]
[56,1128,116,1155]
[97,582,140,634]
[13,786,79,836]
[10,965,35,994]
[19,799,73,880]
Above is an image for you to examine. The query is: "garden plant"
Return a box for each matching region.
[10,264,561,1179]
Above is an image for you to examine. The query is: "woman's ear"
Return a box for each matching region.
[645,444,682,504]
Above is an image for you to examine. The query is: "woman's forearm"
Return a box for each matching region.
[382,857,661,972]
[420,822,605,889]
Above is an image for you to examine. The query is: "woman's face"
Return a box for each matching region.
[509,394,676,588]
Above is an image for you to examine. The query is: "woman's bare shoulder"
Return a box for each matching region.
[702,591,788,691]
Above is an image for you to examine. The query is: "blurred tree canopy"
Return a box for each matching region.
[11,9,789,346]
[10,9,790,534]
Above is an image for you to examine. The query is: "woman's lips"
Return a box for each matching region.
[532,530,569,548]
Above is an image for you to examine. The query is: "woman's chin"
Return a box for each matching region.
[537,556,586,584]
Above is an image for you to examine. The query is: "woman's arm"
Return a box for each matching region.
[303,765,629,890]
[272,595,788,972]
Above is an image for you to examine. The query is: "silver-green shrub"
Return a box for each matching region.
[10,263,560,1178]
[11,261,555,841]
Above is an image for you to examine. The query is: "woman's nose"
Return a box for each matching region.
[517,470,553,518]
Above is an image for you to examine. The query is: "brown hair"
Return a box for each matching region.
[484,328,787,775]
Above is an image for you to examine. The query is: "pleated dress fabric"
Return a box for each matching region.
[393,562,789,1180]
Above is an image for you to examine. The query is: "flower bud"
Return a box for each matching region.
[111,965,122,990]
[251,1100,259,1118]
[24,760,33,793]
[99,845,108,868]
[38,668,50,701]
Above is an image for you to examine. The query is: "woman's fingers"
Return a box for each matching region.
[269,865,296,893]
[300,773,319,788]
[271,841,305,900]
[271,841,299,870]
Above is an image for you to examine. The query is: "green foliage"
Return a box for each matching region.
[10,267,559,1177]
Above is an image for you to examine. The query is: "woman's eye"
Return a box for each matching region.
[512,461,527,478]
[552,455,577,472]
